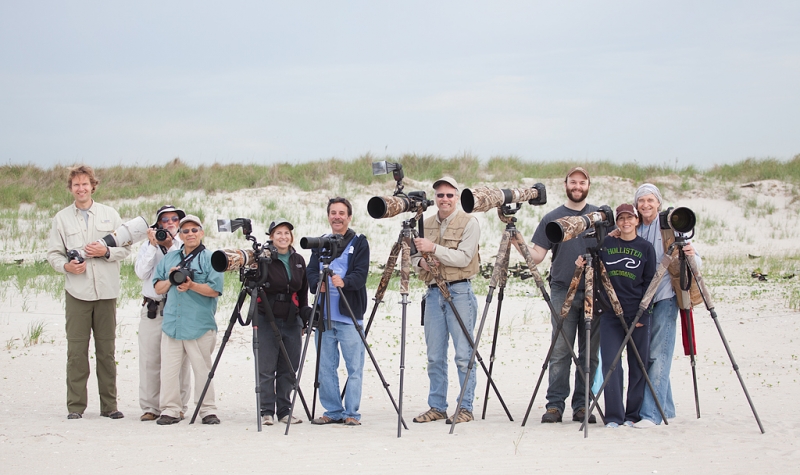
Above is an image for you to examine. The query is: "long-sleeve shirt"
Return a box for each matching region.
[135,237,182,301]
[47,201,130,301]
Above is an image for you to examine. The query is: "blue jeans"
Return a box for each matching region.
[315,320,365,421]
[424,282,478,412]
[545,283,600,414]
[639,296,678,424]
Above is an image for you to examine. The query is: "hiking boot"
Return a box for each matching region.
[541,407,562,423]
[572,408,596,424]
[202,414,221,425]
[413,407,447,423]
[445,408,474,425]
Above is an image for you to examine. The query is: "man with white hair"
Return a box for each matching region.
[633,183,700,428]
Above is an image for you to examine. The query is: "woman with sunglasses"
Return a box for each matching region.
[255,218,309,426]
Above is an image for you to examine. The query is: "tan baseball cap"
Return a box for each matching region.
[565,167,590,183]
[433,176,459,190]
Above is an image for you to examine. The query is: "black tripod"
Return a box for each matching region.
[636,237,764,433]
[285,245,408,435]
[566,225,668,437]
[190,256,311,430]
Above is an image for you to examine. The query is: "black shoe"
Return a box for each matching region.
[572,408,596,424]
[157,415,180,425]
[202,414,221,425]
[541,407,562,423]
[100,410,124,419]
[67,412,82,420]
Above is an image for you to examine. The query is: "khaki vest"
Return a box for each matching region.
[662,229,702,309]
[418,210,480,283]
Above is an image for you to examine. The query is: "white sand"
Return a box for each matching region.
[1,177,798,474]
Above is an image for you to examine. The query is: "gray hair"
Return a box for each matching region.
[634,183,663,211]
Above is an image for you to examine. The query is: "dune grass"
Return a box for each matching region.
[3,153,797,210]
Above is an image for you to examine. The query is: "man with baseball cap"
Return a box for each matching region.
[523,166,602,424]
[153,214,224,425]
[412,176,481,424]
[134,204,192,421]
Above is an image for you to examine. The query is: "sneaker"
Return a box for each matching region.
[634,419,657,429]
[279,414,303,424]
[140,412,158,421]
[413,407,447,423]
[623,420,635,428]
[262,415,274,426]
[100,410,124,419]
[202,414,221,425]
[157,415,180,425]
[67,412,82,420]
[572,408,597,424]
[605,422,619,428]
[541,407,562,423]
[445,408,474,425]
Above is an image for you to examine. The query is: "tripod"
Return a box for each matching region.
[631,237,764,433]
[285,246,408,435]
[566,227,668,437]
[190,258,311,430]
[453,205,606,432]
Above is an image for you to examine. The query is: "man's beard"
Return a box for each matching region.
[566,187,588,203]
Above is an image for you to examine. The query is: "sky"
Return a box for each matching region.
[1,1,798,169]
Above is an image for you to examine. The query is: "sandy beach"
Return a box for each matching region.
[1,176,799,474]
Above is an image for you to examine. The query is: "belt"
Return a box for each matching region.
[428,279,470,289]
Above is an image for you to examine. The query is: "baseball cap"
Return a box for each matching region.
[615,203,638,219]
[179,214,203,228]
[268,217,294,235]
[565,167,590,183]
[433,176,459,191]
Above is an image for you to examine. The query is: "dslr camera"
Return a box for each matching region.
[169,266,195,286]
[66,249,85,264]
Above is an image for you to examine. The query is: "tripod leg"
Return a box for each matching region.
[481,286,504,420]
[398,240,411,438]
[686,257,764,433]
[190,286,248,424]
[682,308,701,418]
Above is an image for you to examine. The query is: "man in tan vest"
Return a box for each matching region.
[411,177,480,425]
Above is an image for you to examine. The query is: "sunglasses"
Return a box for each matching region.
[436,193,455,199]
[160,216,180,223]
[180,227,202,234]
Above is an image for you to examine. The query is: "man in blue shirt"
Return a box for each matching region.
[153,214,224,425]
[307,197,370,426]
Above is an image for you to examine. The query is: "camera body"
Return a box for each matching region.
[300,233,345,251]
[155,228,171,242]
[169,267,195,286]
[658,207,696,234]
[66,249,85,264]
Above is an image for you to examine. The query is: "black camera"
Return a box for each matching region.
[300,233,345,251]
[659,207,696,234]
[66,249,85,264]
[155,228,171,242]
[169,267,195,286]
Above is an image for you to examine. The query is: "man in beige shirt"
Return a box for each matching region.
[47,165,130,420]
[411,176,481,425]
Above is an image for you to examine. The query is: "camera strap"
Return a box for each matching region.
[178,244,205,269]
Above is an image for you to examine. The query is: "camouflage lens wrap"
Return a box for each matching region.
[638,247,678,313]
[490,232,511,288]
[512,232,547,288]
[546,210,610,243]
[597,261,624,316]
[400,240,411,294]
[583,262,594,321]
[367,196,410,219]
[375,242,401,302]
[685,254,712,310]
[210,248,256,272]
[463,186,543,213]
[424,253,451,299]
[561,265,583,318]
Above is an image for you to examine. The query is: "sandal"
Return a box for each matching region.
[344,417,361,426]
[310,415,343,425]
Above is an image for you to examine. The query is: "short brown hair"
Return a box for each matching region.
[327,197,352,216]
[67,165,99,193]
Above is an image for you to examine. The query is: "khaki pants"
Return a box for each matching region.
[138,300,192,415]
[160,330,218,419]
[65,292,117,414]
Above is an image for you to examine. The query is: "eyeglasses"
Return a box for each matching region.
[160,216,180,223]
[180,227,202,234]
[436,193,455,199]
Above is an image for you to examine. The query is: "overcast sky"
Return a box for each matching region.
[1,1,798,169]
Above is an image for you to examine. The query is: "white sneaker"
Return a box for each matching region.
[605,422,619,428]
[262,415,274,426]
[634,419,657,429]
[623,420,635,428]
[279,414,303,424]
